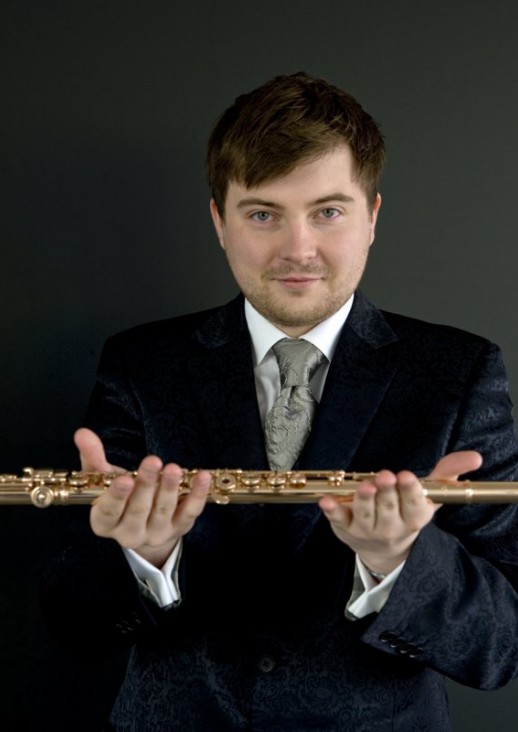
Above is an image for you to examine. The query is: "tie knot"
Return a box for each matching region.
[272,338,325,388]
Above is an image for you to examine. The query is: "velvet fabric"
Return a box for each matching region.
[41,292,518,731]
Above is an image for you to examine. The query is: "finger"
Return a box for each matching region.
[74,428,118,472]
[396,470,437,526]
[146,463,184,531]
[119,456,164,531]
[353,480,381,528]
[172,470,211,532]
[366,471,403,529]
[357,471,428,534]
[91,456,162,541]
[319,478,377,530]
[90,474,135,534]
[428,450,482,480]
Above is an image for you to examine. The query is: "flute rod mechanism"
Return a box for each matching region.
[1,468,518,508]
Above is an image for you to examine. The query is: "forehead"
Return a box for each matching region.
[225,146,363,207]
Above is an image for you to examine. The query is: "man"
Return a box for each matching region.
[42,73,518,731]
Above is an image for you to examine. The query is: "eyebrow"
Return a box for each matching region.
[237,197,278,209]
[236,193,356,210]
[313,193,355,205]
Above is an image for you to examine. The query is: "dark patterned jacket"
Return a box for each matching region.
[42,292,518,731]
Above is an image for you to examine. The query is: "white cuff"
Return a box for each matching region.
[346,555,405,619]
[123,540,183,607]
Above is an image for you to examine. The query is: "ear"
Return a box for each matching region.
[369,193,382,246]
[210,199,226,249]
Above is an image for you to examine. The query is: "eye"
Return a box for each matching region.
[319,207,340,220]
[250,211,273,223]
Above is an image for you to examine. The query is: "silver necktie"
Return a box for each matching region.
[265,338,325,471]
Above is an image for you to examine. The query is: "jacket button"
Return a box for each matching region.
[398,643,421,657]
[258,655,276,673]
[378,631,398,644]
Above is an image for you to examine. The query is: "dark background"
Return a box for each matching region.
[1,1,518,729]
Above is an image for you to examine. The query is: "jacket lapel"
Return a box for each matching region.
[187,296,269,470]
[301,291,400,470]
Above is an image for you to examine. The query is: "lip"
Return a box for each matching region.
[275,277,321,289]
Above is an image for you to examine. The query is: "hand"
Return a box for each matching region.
[74,426,123,474]
[74,428,211,567]
[319,450,482,576]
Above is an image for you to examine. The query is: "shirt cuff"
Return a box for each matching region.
[345,555,405,620]
[123,540,183,608]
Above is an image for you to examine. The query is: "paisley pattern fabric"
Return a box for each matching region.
[265,338,325,470]
[41,292,518,732]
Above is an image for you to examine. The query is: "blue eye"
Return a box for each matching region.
[251,211,272,222]
[320,208,339,219]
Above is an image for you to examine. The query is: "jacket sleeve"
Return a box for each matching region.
[361,341,518,689]
[40,532,173,656]
[40,335,180,655]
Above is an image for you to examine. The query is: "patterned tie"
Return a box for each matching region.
[265,338,325,471]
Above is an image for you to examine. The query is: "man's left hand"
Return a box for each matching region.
[319,450,482,576]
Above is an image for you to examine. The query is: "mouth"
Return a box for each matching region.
[274,276,322,289]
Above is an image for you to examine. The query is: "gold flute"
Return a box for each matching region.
[1,468,518,508]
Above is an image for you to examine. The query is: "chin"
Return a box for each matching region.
[246,286,347,329]
[266,305,335,330]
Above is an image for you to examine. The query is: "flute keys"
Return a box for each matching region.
[213,472,237,491]
[327,471,346,486]
[264,471,306,493]
[287,472,306,487]
[211,471,237,505]
[266,472,286,491]
[241,472,261,490]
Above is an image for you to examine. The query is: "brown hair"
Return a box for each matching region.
[206,72,385,216]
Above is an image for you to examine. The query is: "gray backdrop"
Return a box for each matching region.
[1,1,517,729]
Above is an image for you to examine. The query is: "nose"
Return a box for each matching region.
[278,221,317,263]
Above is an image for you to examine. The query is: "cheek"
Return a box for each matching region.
[226,235,271,269]
[325,239,369,273]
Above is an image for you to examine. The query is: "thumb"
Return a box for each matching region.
[74,428,120,472]
[427,450,483,481]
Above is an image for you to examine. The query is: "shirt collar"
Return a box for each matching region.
[244,295,354,367]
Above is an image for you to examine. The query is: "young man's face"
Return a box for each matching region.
[210,146,381,337]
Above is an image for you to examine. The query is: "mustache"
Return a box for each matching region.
[263,265,329,278]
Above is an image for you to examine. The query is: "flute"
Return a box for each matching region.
[1,468,518,508]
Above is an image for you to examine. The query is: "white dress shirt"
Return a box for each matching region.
[125,296,403,615]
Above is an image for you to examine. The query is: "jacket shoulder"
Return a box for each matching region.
[108,308,219,347]
[102,296,244,356]
[380,309,495,352]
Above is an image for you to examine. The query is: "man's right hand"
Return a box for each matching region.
[74,428,211,568]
